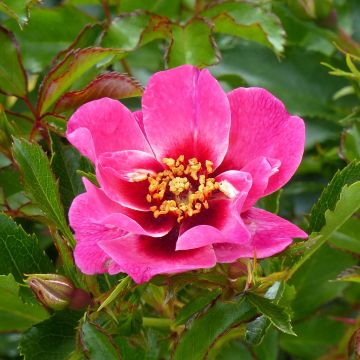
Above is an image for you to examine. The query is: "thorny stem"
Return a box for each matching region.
[22,96,42,141]
[101,0,112,26]
[5,109,34,123]
[195,0,204,14]
[49,226,80,287]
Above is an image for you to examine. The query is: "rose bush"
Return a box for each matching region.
[67,65,307,283]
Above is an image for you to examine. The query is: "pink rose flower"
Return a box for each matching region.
[67,65,307,284]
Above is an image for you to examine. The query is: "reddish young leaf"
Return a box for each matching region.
[37,47,124,115]
[54,72,144,113]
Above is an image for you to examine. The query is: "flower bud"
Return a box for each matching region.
[26,274,75,311]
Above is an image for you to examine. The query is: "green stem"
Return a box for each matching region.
[51,228,79,287]
[142,317,172,329]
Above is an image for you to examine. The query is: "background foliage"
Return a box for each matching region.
[0,0,359,359]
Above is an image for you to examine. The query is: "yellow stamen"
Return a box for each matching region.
[141,155,227,222]
[205,160,214,173]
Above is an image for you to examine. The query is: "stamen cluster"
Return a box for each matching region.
[144,155,220,223]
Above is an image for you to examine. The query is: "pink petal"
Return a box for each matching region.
[213,243,243,263]
[215,170,252,202]
[178,199,251,250]
[220,88,305,195]
[99,230,217,283]
[69,179,175,274]
[66,98,152,163]
[97,150,164,211]
[240,208,308,258]
[176,225,225,251]
[142,65,231,169]
[71,178,174,238]
[240,157,281,211]
[134,110,145,135]
[74,241,114,275]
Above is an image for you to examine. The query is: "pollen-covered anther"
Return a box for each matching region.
[143,155,227,222]
[205,160,214,174]
[168,177,190,195]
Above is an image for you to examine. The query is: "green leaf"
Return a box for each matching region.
[213,42,347,119]
[245,282,286,345]
[80,321,120,359]
[0,26,27,97]
[245,316,269,345]
[102,13,169,52]
[20,310,82,360]
[253,327,279,360]
[341,121,360,162]
[209,338,253,360]
[42,114,67,134]
[118,311,143,336]
[0,165,29,211]
[54,72,144,114]
[0,0,40,28]
[54,24,104,64]
[167,19,220,68]
[97,276,132,311]
[280,315,347,359]
[117,0,181,19]
[76,170,99,187]
[0,106,16,155]
[115,337,146,360]
[318,180,360,237]
[0,274,49,332]
[0,333,21,359]
[175,288,221,326]
[38,47,124,115]
[274,3,336,56]
[4,6,94,73]
[246,292,295,335]
[0,213,53,282]
[173,297,256,360]
[51,134,92,214]
[288,177,360,281]
[329,217,360,254]
[257,190,282,214]
[12,138,73,243]
[309,161,360,233]
[203,2,285,55]
[290,245,356,319]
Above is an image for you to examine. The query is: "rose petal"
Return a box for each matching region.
[220,88,305,195]
[97,150,164,211]
[178,198,251,250]
[176,225,225,251]
[69,179,175,274]
[240,208,308,258]
[213,243,243,263]
[142,65,231,169]
[67,97,152,163]
[240,157,281,211]
[99,230,217,283]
